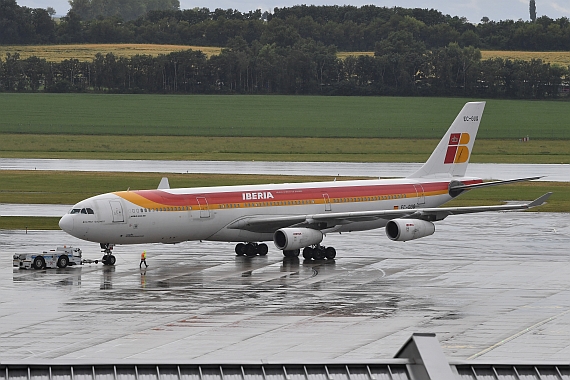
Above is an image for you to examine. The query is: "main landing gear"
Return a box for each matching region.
[235,243,269,257]
[234,243,337,260]
[302,245,336,260]
[100,243,116,266]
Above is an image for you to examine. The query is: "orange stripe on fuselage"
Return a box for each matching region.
[113,180,481,210]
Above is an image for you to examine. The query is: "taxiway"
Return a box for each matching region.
[1,212,569,362]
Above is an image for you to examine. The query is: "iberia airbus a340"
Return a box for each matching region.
[59,102,551,265]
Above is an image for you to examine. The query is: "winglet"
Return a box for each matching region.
[527,192,552,208]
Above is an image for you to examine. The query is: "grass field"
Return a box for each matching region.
[2,171,564,209]
[1,134,568,163]
[1,94,569,139]
[0,44,222,62]
[0,217,61,230]
[0,170,362,204]
[0,171,565,231]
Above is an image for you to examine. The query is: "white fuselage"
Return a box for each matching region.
[59,177,480,246]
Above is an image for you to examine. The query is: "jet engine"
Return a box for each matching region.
[385,219,435,241]
[274,228,323,251]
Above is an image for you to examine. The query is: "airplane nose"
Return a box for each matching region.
[59,214,74,233]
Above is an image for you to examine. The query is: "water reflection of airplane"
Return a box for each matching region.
[100,266,115,290]
[59,102,551,266]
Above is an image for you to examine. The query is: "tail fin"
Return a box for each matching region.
[407,101,485,179]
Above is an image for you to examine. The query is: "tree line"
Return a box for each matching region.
[2,0,570,51]
[1,40,567,99]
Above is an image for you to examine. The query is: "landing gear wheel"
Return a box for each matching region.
[57,255,69,268]
[313,246,326,260]
[32,256,45,270]
[257,243,268,256]
[302,247,314,260]
[102,254,116,266]
[245,244,257,257]
[325,247,336,260]
[100,243,115,265]
[235,243,246,256]
[283,249,300,257]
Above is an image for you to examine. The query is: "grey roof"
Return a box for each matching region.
[3,334,569,380]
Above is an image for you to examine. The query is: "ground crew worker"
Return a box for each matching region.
[140,250,148,268]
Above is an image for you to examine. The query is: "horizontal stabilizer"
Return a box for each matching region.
[449,176,544,194]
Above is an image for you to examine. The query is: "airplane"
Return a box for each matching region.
[58,101,551,265]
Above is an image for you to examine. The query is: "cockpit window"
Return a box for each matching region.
[70,208,95,215]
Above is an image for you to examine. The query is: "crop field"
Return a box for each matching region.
[0,44,222,62]
[480,50,570,67]
[339,51,570,66]
[1,94,569,139]
[337,51,375,59]
[2,44,569,66]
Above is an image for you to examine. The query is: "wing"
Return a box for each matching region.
[226,193,552,234]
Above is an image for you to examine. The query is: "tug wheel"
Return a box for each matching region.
[57,255,69,268]
[32,256,46,270]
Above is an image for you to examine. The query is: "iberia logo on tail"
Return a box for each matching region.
[444,133,470,164]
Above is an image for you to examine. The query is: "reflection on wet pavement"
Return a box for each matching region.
[1,213,569,362]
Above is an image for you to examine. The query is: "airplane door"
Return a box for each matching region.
[196,197,210,218]
[323,193,332,211]
[109,200,124,222]
[413,184,425,205]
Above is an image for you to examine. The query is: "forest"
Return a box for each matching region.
[1,0,569,98]
[2,0,570,50]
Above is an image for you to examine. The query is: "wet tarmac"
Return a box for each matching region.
[1,203,72,217]
[2,158,569,181]
[1,212,569,362]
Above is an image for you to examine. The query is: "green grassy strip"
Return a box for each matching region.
[444,182,566,212]
[0,171,360,204]
[1,135,568,163]
[0,217,61,230]
[1,94,569,139]
[4,171,566,207]
[0,182,565,231]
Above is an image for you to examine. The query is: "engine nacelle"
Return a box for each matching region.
[385,219,435,241]
[274,228,323,251]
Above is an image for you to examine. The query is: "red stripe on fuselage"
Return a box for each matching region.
[118,180,482,208]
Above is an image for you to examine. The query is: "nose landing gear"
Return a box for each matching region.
[100,243,116,265]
